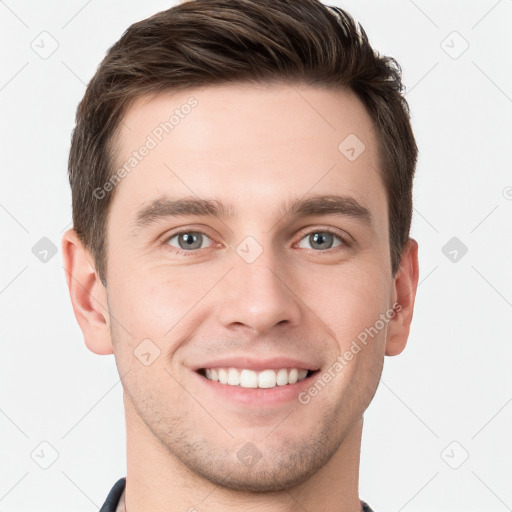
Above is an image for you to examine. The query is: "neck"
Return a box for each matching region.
[124,396,364,512]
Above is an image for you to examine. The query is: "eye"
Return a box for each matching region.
[163,227,350,256]
[297,229,348,251]
[165,231,213,253]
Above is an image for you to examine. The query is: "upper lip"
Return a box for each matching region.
[192,356,320,372]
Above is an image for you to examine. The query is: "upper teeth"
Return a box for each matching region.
[204,368,309,388]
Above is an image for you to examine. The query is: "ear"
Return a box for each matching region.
[385,238,419,356]
[62,228,113,355]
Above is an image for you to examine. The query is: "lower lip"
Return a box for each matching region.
[192,370,317,407]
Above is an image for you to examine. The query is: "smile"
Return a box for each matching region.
[198,367,314,389]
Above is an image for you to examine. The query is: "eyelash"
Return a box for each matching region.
[163,227,351,256]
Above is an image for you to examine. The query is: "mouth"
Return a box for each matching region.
[196,367,319,389]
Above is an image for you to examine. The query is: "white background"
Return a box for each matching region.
[0,0,511,510]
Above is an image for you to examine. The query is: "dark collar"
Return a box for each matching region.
[99,477,375,512]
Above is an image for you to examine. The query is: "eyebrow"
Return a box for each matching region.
[132,194,373,231]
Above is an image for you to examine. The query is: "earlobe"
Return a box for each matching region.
[385,238,419,356]
[62,229,114,355]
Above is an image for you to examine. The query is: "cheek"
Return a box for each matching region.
[310,269,389,412]
[108,265,198,334]
[300,263,391,350]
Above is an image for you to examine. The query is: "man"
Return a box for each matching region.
[62,0,419,510]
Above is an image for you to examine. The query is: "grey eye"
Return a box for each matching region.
[167,232,210,251]
[298,231,344,251]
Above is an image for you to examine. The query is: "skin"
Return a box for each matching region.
[63,83,419,512]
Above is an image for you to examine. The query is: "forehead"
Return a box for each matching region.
[110,83,386,226]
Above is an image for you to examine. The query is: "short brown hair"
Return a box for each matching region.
[68,0,418,283]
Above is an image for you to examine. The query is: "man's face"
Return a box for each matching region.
[105,83,396,491]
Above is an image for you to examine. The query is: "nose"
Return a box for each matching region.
[216,244,303,336]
